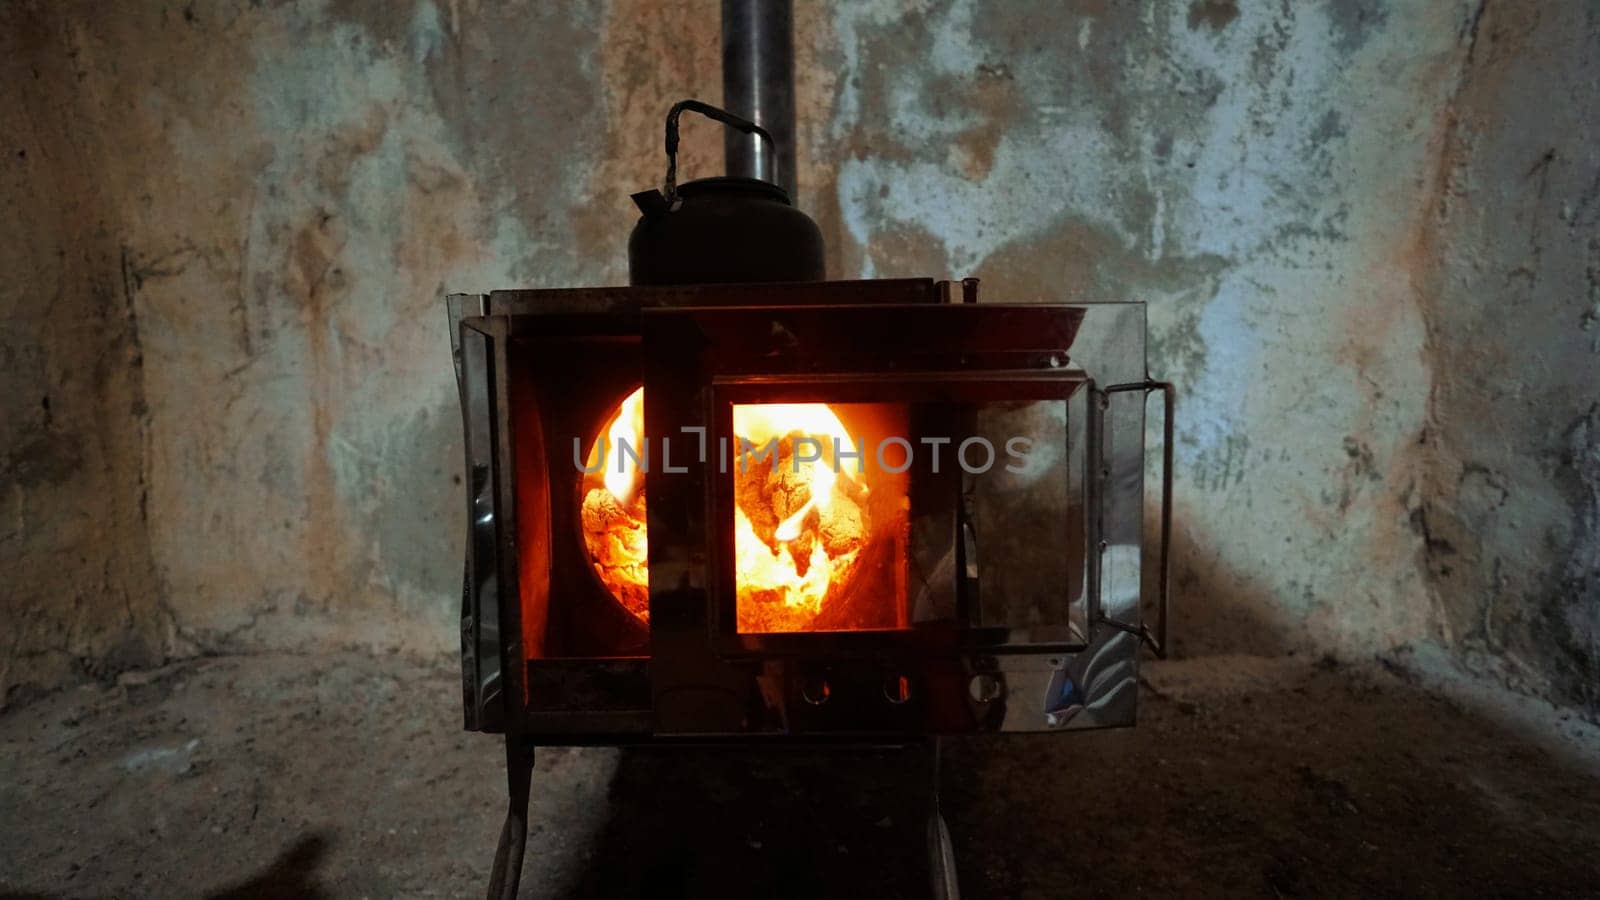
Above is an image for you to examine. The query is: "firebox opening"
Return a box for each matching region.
[578,389,915,634]
[508,337,649,662]
[730,401,911,633]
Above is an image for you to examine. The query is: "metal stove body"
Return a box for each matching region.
[450,279,1168,747]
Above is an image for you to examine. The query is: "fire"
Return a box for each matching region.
[580,387,649,622]
[730,403,869,632]
[603,387,646,507]
[579,390,871,632]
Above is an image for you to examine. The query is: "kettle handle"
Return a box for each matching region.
[662,99,776,203]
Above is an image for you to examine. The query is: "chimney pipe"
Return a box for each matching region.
[721,0,796,196]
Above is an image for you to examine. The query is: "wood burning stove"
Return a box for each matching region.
[448,280,1172,895]
[449,7,1171,895]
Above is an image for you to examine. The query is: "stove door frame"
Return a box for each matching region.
[702,370,1096,657]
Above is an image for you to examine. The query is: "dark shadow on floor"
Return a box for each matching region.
[563,746,932,899]
[0,834,333,900]
[562,661,1600,899]
[203,834,333,900]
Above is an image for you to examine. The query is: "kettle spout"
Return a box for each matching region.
[632,189,669,218]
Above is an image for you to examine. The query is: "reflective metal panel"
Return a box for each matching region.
[455,310,506,732]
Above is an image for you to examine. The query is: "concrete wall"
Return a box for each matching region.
[1412,2,1599,709]
[2,9,171,700]
[2,1,1594,714]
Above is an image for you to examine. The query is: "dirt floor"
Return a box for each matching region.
[2,651,1598,899]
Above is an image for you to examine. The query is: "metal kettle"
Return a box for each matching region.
[628,100,825,286]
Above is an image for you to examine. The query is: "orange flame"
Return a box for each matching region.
[601,387,646,507]
[729,403,867,631]
[580,387,649,622]
[580,391,872,632]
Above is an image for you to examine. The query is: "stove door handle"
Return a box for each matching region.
[1099,379,1175,659]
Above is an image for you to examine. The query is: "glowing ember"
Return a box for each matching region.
[581,387,649,623]
[730,403,869,632]
[579,390,872,632]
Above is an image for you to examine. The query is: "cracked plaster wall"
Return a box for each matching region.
[2,0,1595,714]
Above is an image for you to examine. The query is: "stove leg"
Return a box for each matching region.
[926,738,961,900]
[487,735,534,900]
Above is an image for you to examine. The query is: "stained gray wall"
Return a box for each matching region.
[2,0,1595,715]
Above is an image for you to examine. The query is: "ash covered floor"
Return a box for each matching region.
[2,653,1598,899]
